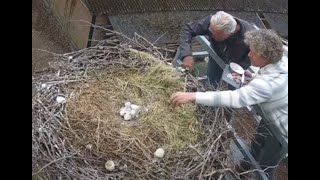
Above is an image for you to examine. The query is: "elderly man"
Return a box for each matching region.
[178,11,254,86]
[171,29,288,179]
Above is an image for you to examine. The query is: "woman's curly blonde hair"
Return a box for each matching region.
[244,29,284,63]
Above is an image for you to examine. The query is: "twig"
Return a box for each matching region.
[239,165,278,175]
[46,79,86,85]
[32,48,63,56]
[32,152,78,176]
[152,32,167,45]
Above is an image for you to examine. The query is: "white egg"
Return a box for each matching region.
[56,96,66,103]
[154,148,165,158]
[124,113,132,121]
[124,106,131,111]
[41,84,47,88]
[68,56,73,60]
[120,107,126,116]
[130,104,140,110]
[125,102,131,107]
[129,109,137,116]
[105,160,115,171]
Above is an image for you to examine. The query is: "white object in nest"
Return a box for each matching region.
[154,148,165,158]
[105,160,115,171]
[68,56,73,60]
[119,108,126,116]
[86,144,92,150]
[120,102,143,120]
[123,113,132,121]
[41,83,47,88]
[130,104,142,117]
[120,107,130,116]
[130,104,141,110]
[229,62,244,75]
[56,96,66,103]
[129,109,137,116]
[125,102,131,107]
[120,102,132,116]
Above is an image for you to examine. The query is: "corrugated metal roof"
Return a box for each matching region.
[81,0,288,15]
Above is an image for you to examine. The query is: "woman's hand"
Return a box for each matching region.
[170,92,196,107]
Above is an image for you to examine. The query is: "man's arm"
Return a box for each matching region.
[179,16,211,59]
[195,78,272,108]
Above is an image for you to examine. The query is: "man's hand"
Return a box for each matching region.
[170,92,196,107]
[182,56,194,69]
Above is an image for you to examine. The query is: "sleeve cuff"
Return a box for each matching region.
[195,92,213,106]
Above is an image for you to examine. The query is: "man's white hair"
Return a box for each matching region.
[210,11,237,34]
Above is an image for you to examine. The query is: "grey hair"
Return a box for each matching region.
[210,11,237,34]
[244,29,284,63]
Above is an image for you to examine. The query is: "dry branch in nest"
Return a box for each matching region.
[32,31,254,180]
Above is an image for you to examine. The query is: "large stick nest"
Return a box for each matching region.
[32,34,251,180]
